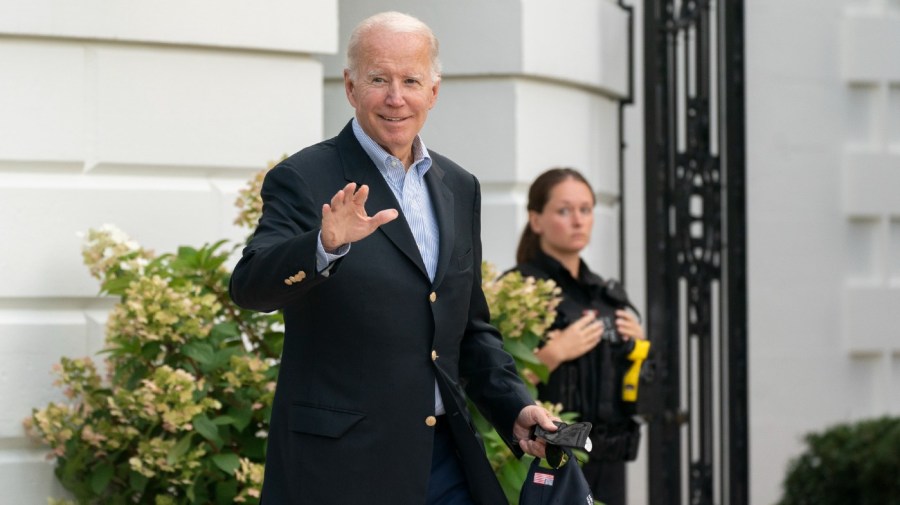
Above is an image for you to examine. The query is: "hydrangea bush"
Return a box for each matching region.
[26,193,280,504]
[27,166,564,505]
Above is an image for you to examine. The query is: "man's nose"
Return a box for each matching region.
[385,82,405,106]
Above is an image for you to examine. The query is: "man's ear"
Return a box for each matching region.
[344,69,358,109]
[428,78,441,110]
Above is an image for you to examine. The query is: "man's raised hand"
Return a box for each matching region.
[321,182,399,252]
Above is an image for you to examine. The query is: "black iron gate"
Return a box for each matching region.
[641,0,748,504]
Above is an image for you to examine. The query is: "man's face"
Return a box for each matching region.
[344,29,440,165]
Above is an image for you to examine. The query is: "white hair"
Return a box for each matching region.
[346,11,442,82]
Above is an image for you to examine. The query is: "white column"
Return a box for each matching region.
[321,0,630,274]
[0,1,338,502]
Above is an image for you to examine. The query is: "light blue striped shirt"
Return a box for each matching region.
[350,119,440,281]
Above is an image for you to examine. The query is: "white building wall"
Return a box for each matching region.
[0,1,338,502]
[747,0,900,504]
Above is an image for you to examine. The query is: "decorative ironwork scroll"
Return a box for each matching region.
[642,0,747,504]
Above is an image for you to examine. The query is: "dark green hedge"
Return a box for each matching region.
[778,416,900,505]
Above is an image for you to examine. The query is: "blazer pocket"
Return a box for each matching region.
[289,402,366,438]
[457,248,473,272]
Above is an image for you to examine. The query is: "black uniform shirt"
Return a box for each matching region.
[511,249,627,424]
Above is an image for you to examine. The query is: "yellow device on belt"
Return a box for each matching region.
[622,340,650,402]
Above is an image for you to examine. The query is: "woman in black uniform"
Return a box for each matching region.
[510,167,646,505]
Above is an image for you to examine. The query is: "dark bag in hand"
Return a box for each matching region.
[519,447,594,505]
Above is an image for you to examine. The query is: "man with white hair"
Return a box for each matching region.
[230,11,557,504]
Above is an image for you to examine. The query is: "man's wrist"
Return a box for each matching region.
[316,232,350,274]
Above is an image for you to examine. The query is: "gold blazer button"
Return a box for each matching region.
[431,350,438,361]
[429,292,437,303]
[425,415,437,427]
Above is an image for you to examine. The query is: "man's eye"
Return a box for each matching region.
[558,208,570,216]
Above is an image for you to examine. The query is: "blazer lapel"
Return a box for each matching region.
[335,122,429,279]
[424,158,454,289]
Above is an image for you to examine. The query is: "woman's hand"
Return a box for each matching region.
[615,309,645,341]
[535,312,603,371]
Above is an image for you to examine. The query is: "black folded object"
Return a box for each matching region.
[531,421,593,450]
[529,421,593,469]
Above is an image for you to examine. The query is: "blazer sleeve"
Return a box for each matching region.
[229,162,334,312]
[457,174,533,457]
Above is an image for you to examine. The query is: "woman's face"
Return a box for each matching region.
[529,178,595,259]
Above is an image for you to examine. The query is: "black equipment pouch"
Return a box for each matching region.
[589,419,642,462]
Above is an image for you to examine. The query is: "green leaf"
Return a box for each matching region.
[263,331,285,357]
[211,453,241,475]
[177,246,199,261]
[122,363,148,391]
[503,338,541,365]
[90,463,114,494]
[197,240,230,269]
[193,414,223,446]
[204,254,229,271]
[167,433,194,464]
[498,457,528,502]
[523,361,550,384]
[212,415,238,426]
[183,341,216,366]
[215,480,239,505]
[228,408,253,432]
[109,492,129,505]
[129,471,148,493]
[102,276,134,296]
[210,321,240,343]
[58,451,92,499]
[208,238,230,253]
[239,435,266,460]
[59,446,85,483]
[140,341,163,361]
[212,347,240,369]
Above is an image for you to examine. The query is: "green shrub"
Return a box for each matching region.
[25,165,279,504]
[26,227,279,505]
[778,416,900,505]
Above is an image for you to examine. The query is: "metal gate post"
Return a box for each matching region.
[642,1,747,503]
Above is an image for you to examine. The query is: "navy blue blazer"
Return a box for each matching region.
[230,121,532,504]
